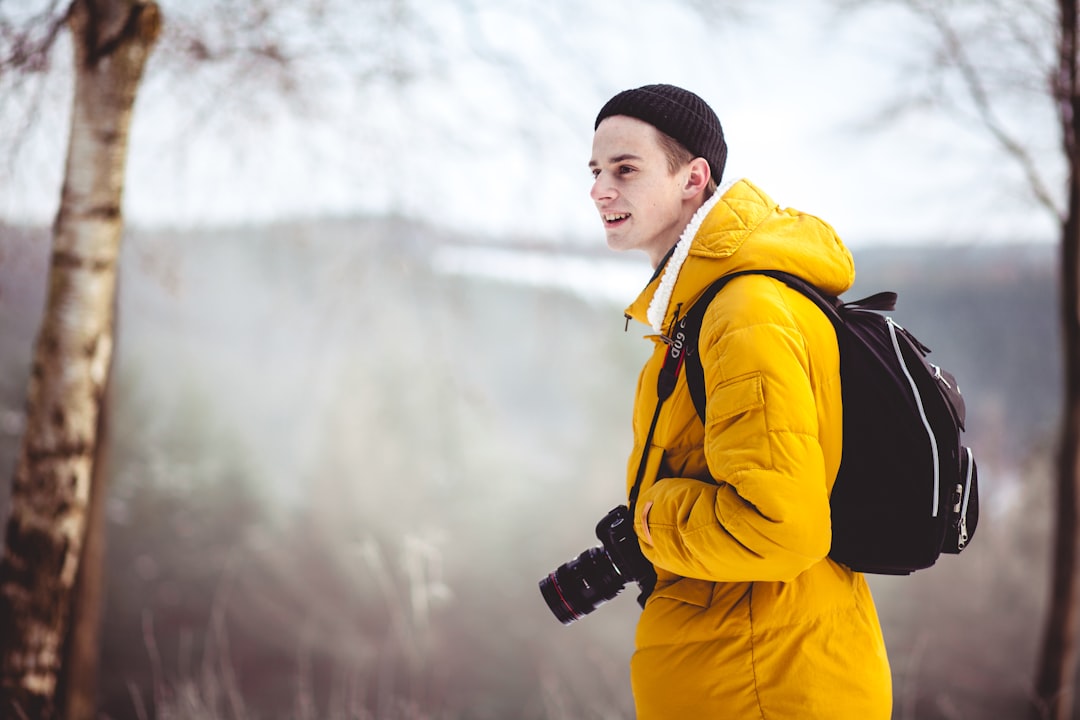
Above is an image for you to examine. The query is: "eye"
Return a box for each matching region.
[591,168,601,179]
[617,165,636,175]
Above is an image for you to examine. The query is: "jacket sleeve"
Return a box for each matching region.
[634,287,833,583]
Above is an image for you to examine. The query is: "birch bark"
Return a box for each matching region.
[0,1,160,716]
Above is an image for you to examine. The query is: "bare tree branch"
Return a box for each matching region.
[909,0,1062,218]
[0,1,68,73]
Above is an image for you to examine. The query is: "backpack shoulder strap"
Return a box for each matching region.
[681,270,771,423]
[684,270,890,423]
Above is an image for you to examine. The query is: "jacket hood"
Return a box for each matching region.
[626,178,856,334]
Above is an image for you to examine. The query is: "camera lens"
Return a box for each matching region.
[539,546,627,625]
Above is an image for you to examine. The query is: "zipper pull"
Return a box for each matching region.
[950,482,969,550]
[932,364,952,389]
[664,303,684,337]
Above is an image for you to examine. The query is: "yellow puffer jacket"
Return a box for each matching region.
[623,179,892,719]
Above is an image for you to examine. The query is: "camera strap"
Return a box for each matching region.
[626,274,745,516]
[627,308,692,516]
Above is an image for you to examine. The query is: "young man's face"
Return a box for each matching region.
[589,115,693,268]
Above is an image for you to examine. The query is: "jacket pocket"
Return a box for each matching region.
[648,576,713,608]
[708,372,765,423]
[705,372,771,473]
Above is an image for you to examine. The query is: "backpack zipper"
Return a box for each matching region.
[958,447,975,549]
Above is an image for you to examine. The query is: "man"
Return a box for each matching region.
[590,84,892,718]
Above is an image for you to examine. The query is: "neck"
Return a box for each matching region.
[644,187,727,332]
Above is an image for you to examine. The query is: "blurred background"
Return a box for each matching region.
[0,0,1063,718]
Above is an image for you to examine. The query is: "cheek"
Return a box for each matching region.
[641,187,680,218]
[637,184,669,212]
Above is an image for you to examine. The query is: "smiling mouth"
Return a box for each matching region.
[603,213,630,225]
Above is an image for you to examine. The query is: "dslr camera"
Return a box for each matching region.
[539,505,656,624]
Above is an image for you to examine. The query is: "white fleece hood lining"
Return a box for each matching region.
[646,177,741,333]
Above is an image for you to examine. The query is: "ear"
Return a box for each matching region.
[682,157,711,199]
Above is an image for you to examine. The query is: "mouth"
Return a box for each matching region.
[602,212,630,227]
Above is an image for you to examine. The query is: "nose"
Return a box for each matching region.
[590,172,614,204]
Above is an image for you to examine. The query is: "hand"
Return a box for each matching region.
[640,501,654,545]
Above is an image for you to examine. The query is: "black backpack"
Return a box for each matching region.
[680,270,979,575]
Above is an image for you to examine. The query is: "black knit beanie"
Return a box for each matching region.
[594,84,727,184]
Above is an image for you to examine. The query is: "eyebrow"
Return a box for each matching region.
[588,153,643,169]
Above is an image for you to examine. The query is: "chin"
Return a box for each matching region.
[605,232,634,254]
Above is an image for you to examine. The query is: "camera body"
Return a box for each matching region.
[539,505,657,625]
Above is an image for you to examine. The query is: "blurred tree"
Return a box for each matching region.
[840,0,1076,717]
[1041,4,1080,718]
[0,2,160,718]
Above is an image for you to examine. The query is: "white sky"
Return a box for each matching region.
[1,0,1063,248]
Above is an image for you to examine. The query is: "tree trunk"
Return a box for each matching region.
[1035,3,1080,719]
[0,1,160,717]
[1036,203,1080,720]
[57,374,112,720]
